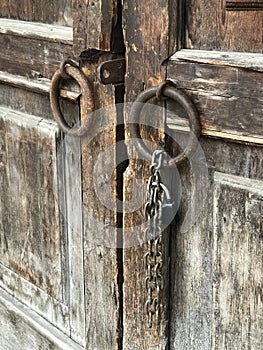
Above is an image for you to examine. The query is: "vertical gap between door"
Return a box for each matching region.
[113,0,126,348]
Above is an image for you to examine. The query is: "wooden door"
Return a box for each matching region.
[1,1,262,350]
[122,1,263,349]
[0,1,123,349]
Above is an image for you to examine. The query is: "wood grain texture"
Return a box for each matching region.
[213,172,263,350]
[185,0,263,52]
[0,289,84,350]
[169,138,263,349]
[0,108,62,300]
[72,0,119,57]
[0,71,80,122]
[171,50,263,72]
[0,107,72,334]
[170,166,213,350]
[0,32,72,79]
[0,0,73,26]
[61,134,86,346]
[122,0,177,348]
[79,52,120,350]
[167,58,263,140]
[0,19,72,43]
[226,0,263,11]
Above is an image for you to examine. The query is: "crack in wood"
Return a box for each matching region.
[226,1,263,10]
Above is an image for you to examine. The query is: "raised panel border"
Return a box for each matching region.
[0,107,86,346]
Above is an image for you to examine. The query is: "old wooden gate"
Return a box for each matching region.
[0,1,262,349]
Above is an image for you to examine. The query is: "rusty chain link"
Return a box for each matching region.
[144,150,169,330]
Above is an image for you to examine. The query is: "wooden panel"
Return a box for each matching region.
[0,0,72,26]
[0,108,62,300]
[170,170,213,350]
[0,35,72,79]
[213,172,263,350]
[0,106,86,344]
[185,0,262,52]
[122,0,177,348]
[168,51,263,144]
[169,139,263,349]
[0,289,84,350]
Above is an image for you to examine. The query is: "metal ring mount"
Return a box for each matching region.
[129,80,201,166]
[50,59,94,137]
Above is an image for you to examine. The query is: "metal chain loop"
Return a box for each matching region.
[144,150,169,330]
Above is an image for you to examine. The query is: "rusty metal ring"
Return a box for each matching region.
[59,58,79,79]
[129,81,201,166]
[50,62,94,137]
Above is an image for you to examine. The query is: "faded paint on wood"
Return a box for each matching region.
[0,19,72,43]
[213,172,263,350]
[185,0,262,52]
[170,167,213,350]
[167,58,263,141]
[0,289,84,350]
[0,32,72,79]
[0,262,70,334]
[0,0,72,26]
[0,72,79,120]
[122,0,177,348]
[169,137,263,349]
[0,70,79,102]
[0,106,87,343]
[171,50,263,72]
[61,134,86,346]
[0,108,63,300]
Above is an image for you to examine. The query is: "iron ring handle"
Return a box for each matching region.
[50,59,94,137]
[129,80,201,166]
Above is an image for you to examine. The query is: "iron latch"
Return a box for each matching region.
[98,58,126,85]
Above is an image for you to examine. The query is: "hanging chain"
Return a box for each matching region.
[144,150,167,329]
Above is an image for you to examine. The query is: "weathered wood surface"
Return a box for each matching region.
[213,172,263,350]
[72,0,120,57]
[171,50,263,72]
[0,32,72,79]
[169,138,263,350]
[226,0,263,11]
[0,0,88,348]
[0,0,72,26]
[0,19,72,43]
[0,69,79,99]
[73,1,124,348]
[0,108,62,299]
[122,0,177,348]
[0,288,84,350]
[167,57,263,143]
[0,106,86,345]
[0,107,72,332]
[61,133,86,346]
[185,0,262,52]
[80,52,120,350]
[0,71,80,122]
